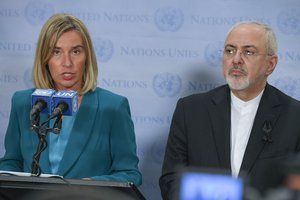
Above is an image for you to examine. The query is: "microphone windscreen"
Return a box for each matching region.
[52,91,78,116]
[31,89,56,114]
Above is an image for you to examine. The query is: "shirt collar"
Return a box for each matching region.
[231,89,264,110]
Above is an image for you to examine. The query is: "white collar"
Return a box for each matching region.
[231,89,264,110]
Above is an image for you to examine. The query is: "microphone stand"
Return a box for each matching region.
[31,125,49,176]
[30,114,62,176]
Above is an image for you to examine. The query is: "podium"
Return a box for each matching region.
[0,174,146,200]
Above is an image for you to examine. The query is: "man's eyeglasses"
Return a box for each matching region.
[223,47,272,59]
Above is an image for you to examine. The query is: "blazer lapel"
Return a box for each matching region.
[57,91,98,175]
[209,86,231,169]
[240,84,281,175]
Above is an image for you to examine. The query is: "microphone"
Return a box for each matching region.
[262,120,273,143]
[50,100,69,119]
[30,89,55,125]
[49,90,78,119]
[30,99,47,117]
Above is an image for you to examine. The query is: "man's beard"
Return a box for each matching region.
[226,75,250,90]
[225,65,250,91]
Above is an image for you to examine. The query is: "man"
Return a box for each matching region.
[159,21,300,200]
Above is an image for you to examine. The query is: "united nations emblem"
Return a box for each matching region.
[93,38,114,63]
[152,72,182,97]
[154,7,184,32]
[277,10,300,35]
[204,41,223,68]
[23,68,33,89]
[25,1,55,26]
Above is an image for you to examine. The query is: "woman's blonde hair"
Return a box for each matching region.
[32,13,98,94]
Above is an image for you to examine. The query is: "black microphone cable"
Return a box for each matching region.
[52,114,63,134]
[31,126,49,176]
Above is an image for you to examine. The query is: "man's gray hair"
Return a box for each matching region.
[227,21,278,55]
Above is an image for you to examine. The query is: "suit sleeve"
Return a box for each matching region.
[0,92,24,171]
[89,98,142,187]
[159,98,188,200]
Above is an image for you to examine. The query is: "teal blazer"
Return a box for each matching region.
[0,87,142,186]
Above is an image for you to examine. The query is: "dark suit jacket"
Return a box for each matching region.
[159,84,300,200]
[0,87,142,186]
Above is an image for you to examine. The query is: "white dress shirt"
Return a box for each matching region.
[230,90,264,177]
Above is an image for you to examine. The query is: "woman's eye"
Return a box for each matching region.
[72,49,81,55]
[53,50,61,55]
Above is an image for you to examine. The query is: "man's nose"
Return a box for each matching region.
[232,50,244,64]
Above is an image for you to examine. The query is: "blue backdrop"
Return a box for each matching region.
[1,0,300,199]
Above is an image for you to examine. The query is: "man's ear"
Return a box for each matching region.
[266,55,278,75]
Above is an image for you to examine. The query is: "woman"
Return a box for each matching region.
[0,13,142,186]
